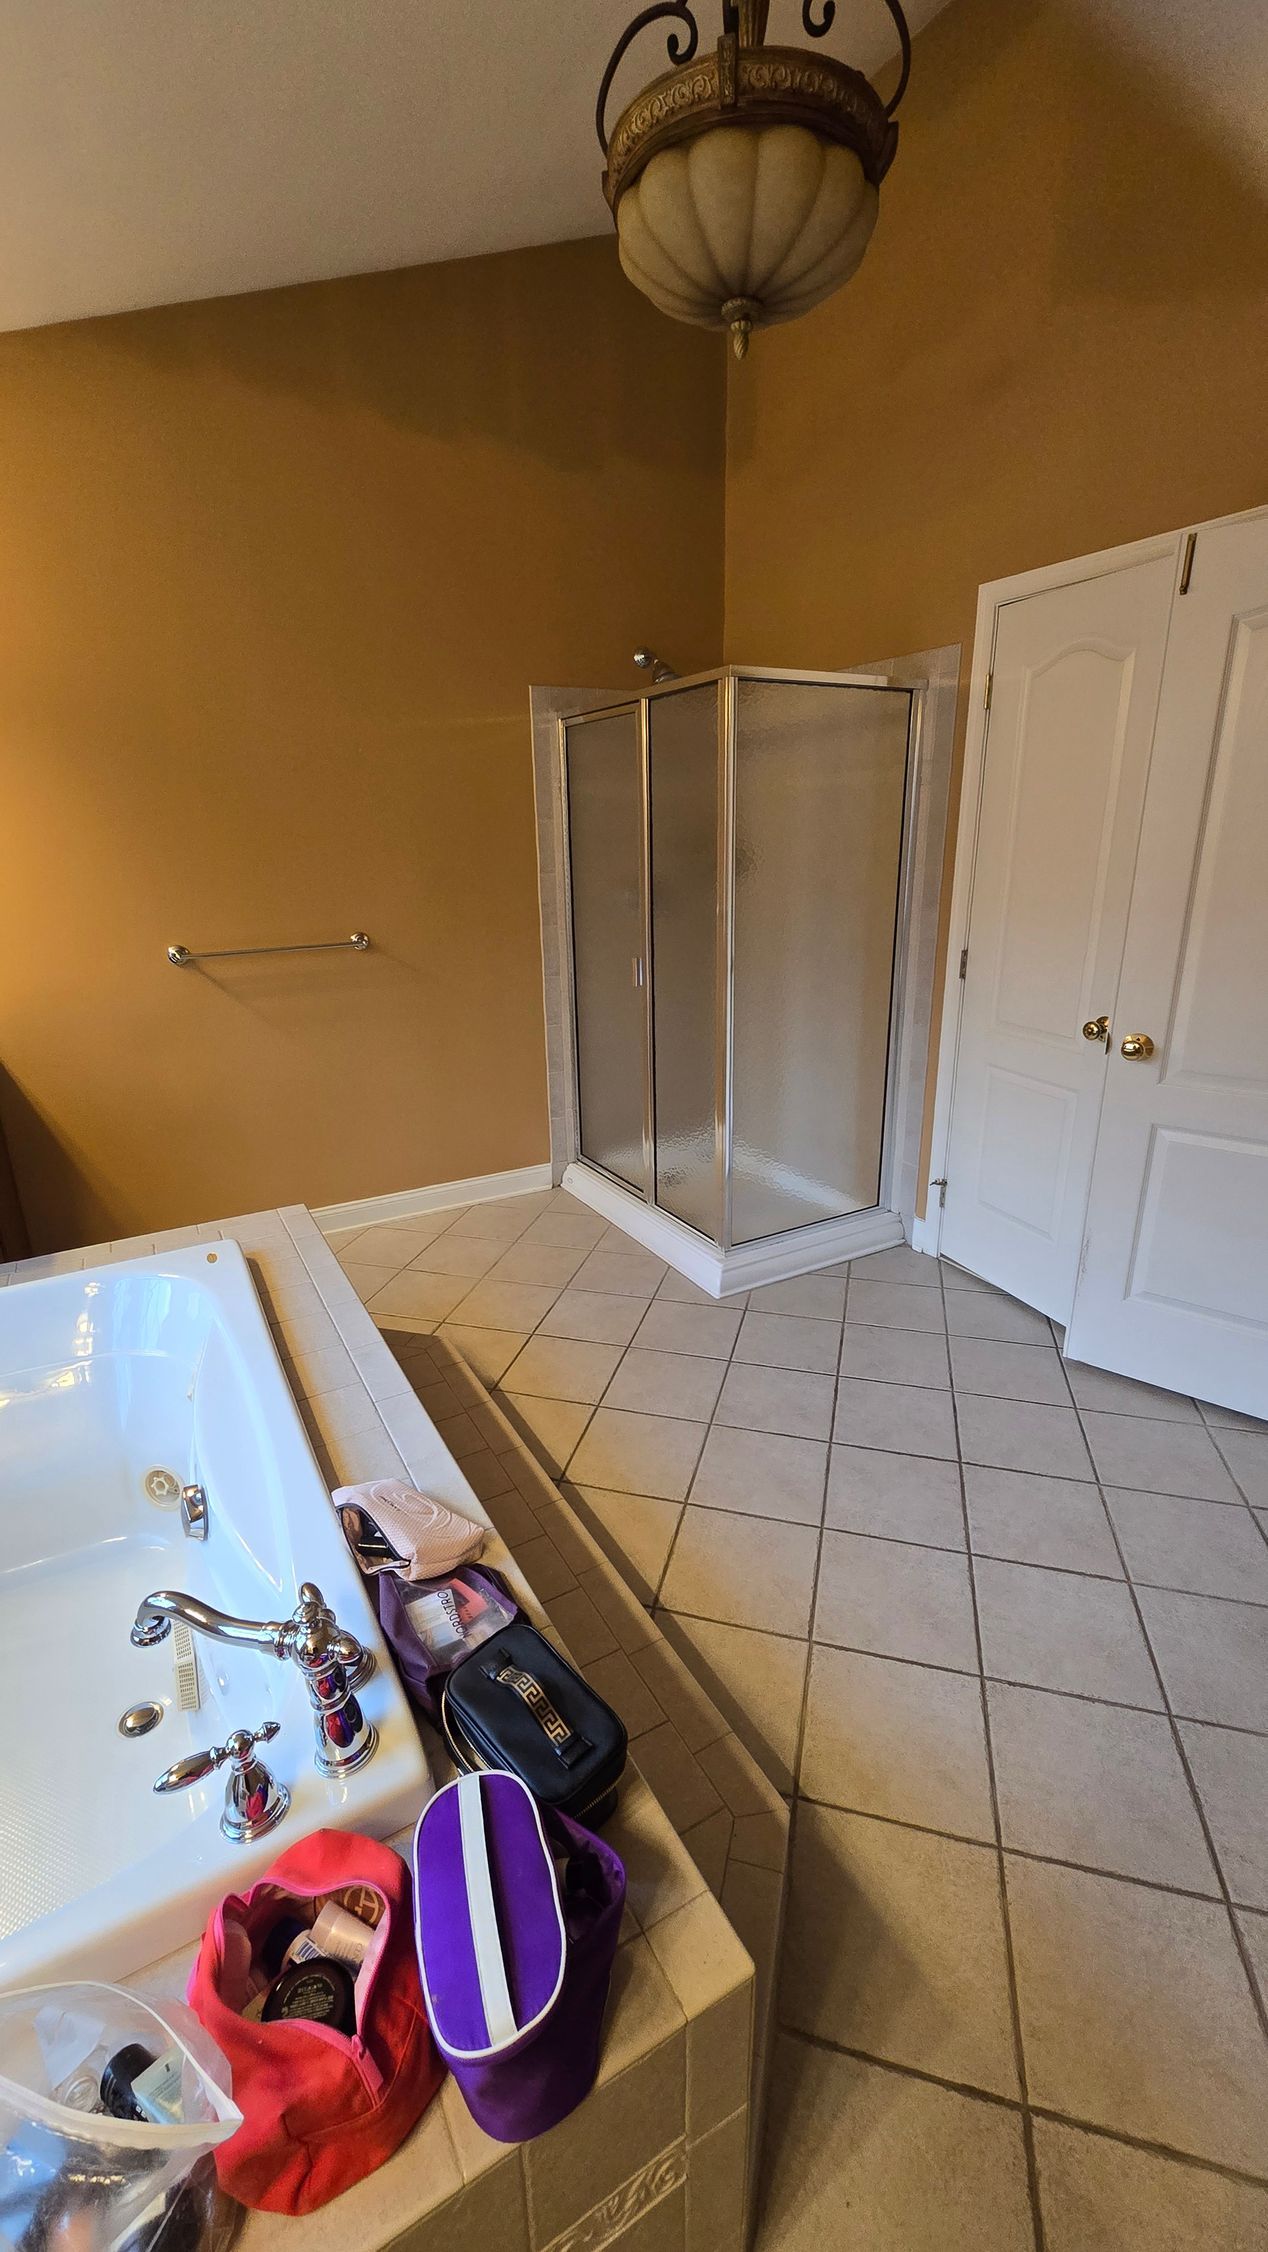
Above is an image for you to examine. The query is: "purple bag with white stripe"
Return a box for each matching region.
[412,1770,625,2142]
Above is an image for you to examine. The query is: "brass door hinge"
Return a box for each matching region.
[1179,530,1197,595]
[983,671,993,712]
[959,946,969,980]
[931,1177,949,1208]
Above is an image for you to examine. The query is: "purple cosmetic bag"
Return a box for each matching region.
[412,1770,625,2142]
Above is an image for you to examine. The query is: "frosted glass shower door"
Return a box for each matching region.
[729,678,912,1242]
[648,684,722,1238]
[564,707,649,1195]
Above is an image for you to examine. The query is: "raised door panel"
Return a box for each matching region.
[1068,512,1268,1414]
[941,553,1175,1316]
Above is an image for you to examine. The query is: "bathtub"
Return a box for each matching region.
[0,1241,430,1989]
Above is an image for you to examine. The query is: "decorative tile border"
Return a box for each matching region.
[541,2141,687,2252]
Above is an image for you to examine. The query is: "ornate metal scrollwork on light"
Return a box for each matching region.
[597,0,912,357]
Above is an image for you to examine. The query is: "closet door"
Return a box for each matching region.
[564,708,650,1196]
[940,555,1175,1317]
[1066,511,1268,1415]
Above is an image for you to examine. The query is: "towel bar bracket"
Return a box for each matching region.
[167,932,370,967]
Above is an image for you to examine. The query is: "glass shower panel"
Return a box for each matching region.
[730,678,911,1243]
[565,709,648,1194]
[648,684,721,1237]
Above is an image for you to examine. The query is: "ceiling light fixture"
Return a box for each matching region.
[597,0,911,359]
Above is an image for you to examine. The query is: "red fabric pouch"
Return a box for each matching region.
[186,1828,442,2214]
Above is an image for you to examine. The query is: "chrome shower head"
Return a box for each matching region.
[633,648,677,683]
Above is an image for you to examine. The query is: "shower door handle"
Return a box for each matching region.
[631,956,645,989]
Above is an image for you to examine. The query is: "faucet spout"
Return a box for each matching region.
[130,1591,290,1655]
[130,1582,377,1779]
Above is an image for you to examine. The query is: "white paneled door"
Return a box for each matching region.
[940,554,1176,1319]
[1065,512,1268,1414]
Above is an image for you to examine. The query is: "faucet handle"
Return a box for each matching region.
[291,1582,375,1689]
[154,1719,290,1843]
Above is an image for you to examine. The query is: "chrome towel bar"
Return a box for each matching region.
[167,932,370,967]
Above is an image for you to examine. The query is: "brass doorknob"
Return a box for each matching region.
[1082,1016,1110,1044]
[1120,1033,1155,1060]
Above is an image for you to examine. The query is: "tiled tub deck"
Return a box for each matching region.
[4,1206,781,2252]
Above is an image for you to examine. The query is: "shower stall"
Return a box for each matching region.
[548,666,935,1295]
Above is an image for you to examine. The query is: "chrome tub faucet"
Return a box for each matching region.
[131,1581,377,1777]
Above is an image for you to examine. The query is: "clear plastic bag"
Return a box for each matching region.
[0,1984,242,2252]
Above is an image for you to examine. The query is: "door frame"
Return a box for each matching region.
[914,521,1193,1258]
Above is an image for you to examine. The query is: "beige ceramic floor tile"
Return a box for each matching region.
[1034,2116,1268,2252]
[814,1530,978,1672]
[759,2036,1034,2252]
[1221,1430,1268,1507]
[846,1278,947,1331]
[957,1395,1093,1480]
[833,1377,958,1459]
[945,1290,1055,1345]
[1082,1412,1241,1502]
[1239,1908,1268,2005]
[446,1277,563,1331]
[1063,1362,1200,1422]
[838,1324,951,1388]
[848,1244,945,1288]
[654,1269,737,1305]
[368,1269,470,1322]
[435,1200,536,1244]
[714,1362,836,1441]
[499,1332,622,1405]
[344,1259,410,1304]
[1104,1488,1268,1601]
[660,1505,818,1637]
[479,1239,588,1289]
[1178,1722,1268,1909]
[537,1289,647,1346]
[974,1558,1162,1706]
[566,1484,681,1603]
[1136,1587,1268,1729]
[658,1611,807,1795]
[604,1348,727,1422]
[515,1207,607,1249]
[746,1274,847,1320]
[689,1423,826,1525]
[800,1644,994,1839]
[989,1683,1216,1890]
[827,1444,965,1549]
[570,1249,667,1297]
[406,1234,503,1279]
[734,1311,841,1373]
[338,1221,446,1268]
[568,1407,708,1502]
[633,1300,745,1359]
[950,1336,1071,1406]
[437,1324,530,1387]
[964,1465,1122,1576]
[1006,1855,1268,2173]
[496,1392,593,1477]
[782,1806,1020,2096]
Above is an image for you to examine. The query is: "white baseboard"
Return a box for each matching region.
[313,1163,553,1236]
[561,1163,905,1297]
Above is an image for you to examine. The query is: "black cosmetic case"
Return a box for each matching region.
[440,1619,627,1830]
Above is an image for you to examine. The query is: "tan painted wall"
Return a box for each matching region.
[724,0,1268,1204]
[0,238,725,1249]
[725,0,1268,669]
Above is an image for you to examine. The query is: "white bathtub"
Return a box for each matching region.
[0,1241,429,1989]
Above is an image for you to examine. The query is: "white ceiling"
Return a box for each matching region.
[0,0,950,334]
[3,0,1262,336]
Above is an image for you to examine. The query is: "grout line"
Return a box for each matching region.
[780,2028,1268,2193]
[936,1258,1048,2252]
[1063,1389,1268,2054]
[648,1288,752,1611]
[793,1792,1228,1907]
